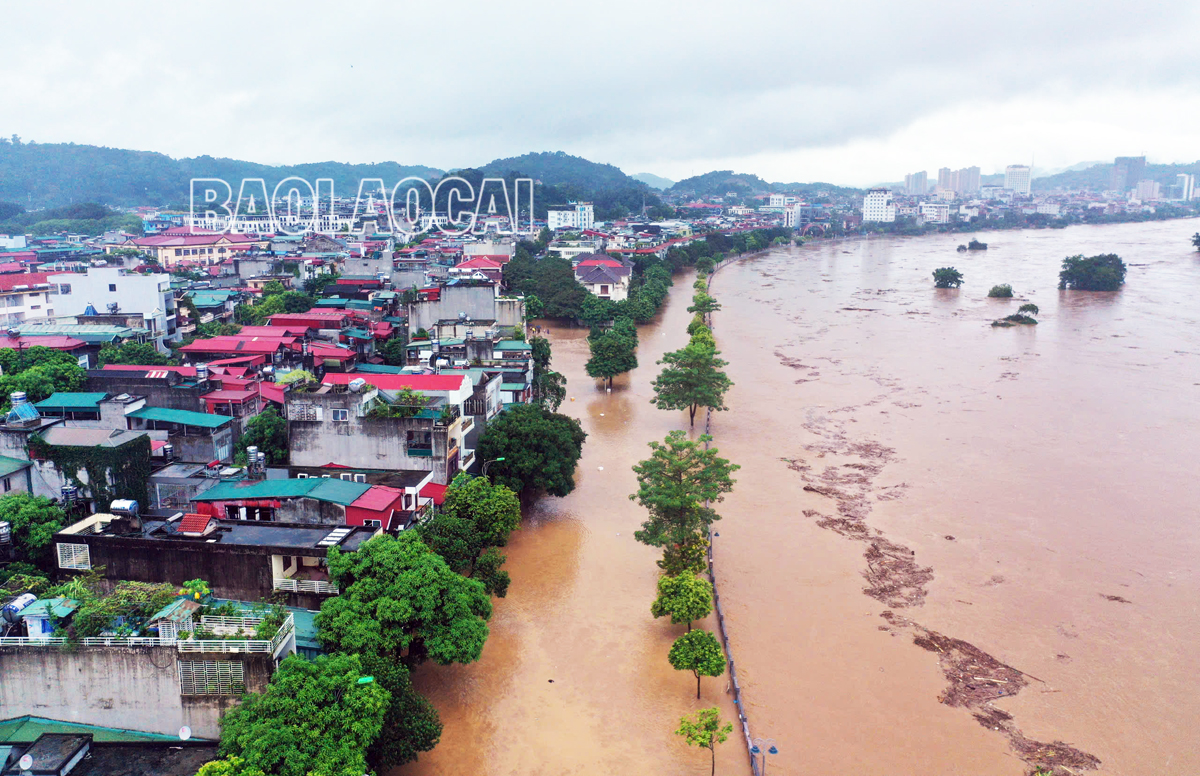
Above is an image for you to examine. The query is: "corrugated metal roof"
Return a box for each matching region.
[128,407,231,429]
[493,340,533,351]
[193,477,369,506]
[0,454,31,477]
[34,392,107,410]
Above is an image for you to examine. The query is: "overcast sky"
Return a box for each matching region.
[4,0,1200,186]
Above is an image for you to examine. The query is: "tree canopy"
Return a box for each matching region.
[235,407,289,465]
[676,707,734,776]
[668,629,726,699]
[97,341,171,367]
[650,342,732,427]
[209,653,388,776]
[421,473,522,597]
[1058,253,1127,291]
[316,532,492,667]
[0,346,85,411]
[477,403,587,503]
[651,571,713,631]
[503,253,587,319]
[529,336,566,411]
[0,493,67,568]
[630,430,738,549]
[932,267,964,288]
[586,318,638,388]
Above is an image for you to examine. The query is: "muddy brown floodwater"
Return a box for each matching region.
[400,219,1200,776]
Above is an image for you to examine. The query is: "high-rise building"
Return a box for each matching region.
[862,189,895,222]
[546,201,594,230]
[1110,156,1146,193]
[1176,173,1194,201]
[1134,180,1161,201]
[937,167,952,191]
[1005,165,1032,196]
[904,171,928,196]
[950,166,981,194]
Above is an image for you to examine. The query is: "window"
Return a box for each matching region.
[57,542,91,570]
[363,519,382,529]
[179,660,245,695]
[297,473,309,479]
[2,477,10,492]
[354,474,366,483]
[340,473,352,481]
[331,408,350,422]
[58,283,71,295]
[108,284,117,292]
[175,249,182,256]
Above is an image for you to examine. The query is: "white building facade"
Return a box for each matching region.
[918,202,951,223]
[49,267,177,349]
[1004,165,1032,196]
[546,202,595,231]
[862,189,896,223]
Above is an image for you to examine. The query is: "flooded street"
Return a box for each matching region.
[403,218,1200,776]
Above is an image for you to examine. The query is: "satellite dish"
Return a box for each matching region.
[19,753,33,770]
[179,725,192,741]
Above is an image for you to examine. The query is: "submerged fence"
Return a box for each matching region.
[702,254,764,776]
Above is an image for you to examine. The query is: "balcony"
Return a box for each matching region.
[407,447,434,457]
[273,577,339,595]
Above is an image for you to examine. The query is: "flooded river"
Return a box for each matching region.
[403,219,1200,776]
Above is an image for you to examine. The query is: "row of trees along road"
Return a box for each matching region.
[634,261,743,774]
[201,340,588,775]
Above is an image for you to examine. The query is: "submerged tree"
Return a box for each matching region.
[650,342,732,427]
[676,707,734,776]
[651,571,713,631]
[932,267,964,288]
[630,431,738,549]
[1058,253,1127,291]
[668,629,726,699]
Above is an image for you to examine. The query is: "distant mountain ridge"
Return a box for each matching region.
[630,172,675,190]
[478,151,644,192]
[0,140,443,209]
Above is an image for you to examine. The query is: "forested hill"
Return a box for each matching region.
[668,170,771,197]
[0,139,443,208]
[479,151,641,191]
[1032,161,1200,192]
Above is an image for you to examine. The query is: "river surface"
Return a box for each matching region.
[401,219,1200,776]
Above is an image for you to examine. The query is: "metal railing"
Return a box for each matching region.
[200,615,265,630]
[0,636,66,647]
[273,577,339,594]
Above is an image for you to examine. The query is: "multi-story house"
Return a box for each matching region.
[0,272,55,326]
[49,267,177,349]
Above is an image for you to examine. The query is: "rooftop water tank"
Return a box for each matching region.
[2,593,37,623]
[110,499,140,516]
[348,378,367,393]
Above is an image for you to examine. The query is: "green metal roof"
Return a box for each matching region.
[35,392,108,411]
[315,298,349,308]
[14,324,139,343]
[0,716,191,744]
[343,328,372,339]
[355,363,407,374]
[373,291,398,300]
[187,294,231,308]
[493,340,532,351]
[346,300,374,310]
[21,597,79,619]
[193,477,369,506]
[501,383,528,391]
[128,406,231,429]
[0,455,32,478]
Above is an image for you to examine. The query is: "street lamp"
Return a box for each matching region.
[750,738,779,775]
[482,457,505,478]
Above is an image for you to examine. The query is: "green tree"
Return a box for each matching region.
[97,341,172,367]
[659,534,709,576]
[477,403,587,504]
[214,653,388,776]
[0,346,86,410]
[688,292,721,315]
[302,272,340,296]
[235,407,289,465]
[0,493,67,568]
[1058,253,1127,291]
[676,707,734,776]
[932,267,964,288]
[358,654,442,771]
[260,280,287,297]
[669,630,725,699]
[1019,303,1040,316]
[1192,232,1200,251]
[650,342,733,427]
[580,294,617,328]
[651,571,713,631]
[987,284,1013,298]
[379,336,409,367]
[278,291,316,313]
[316,532,492,667]
[421,473,522,597]
[630,431,738,549]
[586,327,637,388]
[530,335,567,411]
[524,294,544,320]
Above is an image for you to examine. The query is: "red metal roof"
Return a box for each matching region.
[420,482,448,505]
[455,257,503,270]
[236,325,311,338]
[103,364,199,376]
[0,335,86,351]
[179,336,297,355]
[258,382,286,405]
[267,313,348,328]
[178,513,213,534]
[322,373,469,392]
[350,485,405,511]
[0,272,53,292]
[201,389,259,402]
[309,345,357,360]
